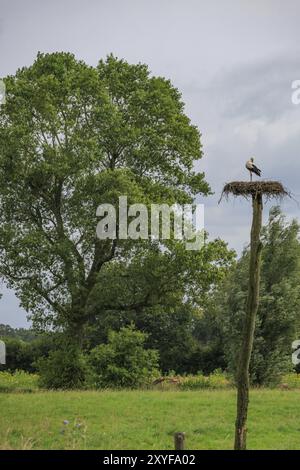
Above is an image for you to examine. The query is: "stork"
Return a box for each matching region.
[246,157,261,181]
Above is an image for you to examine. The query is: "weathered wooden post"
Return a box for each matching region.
[234,191,262,450]
[220,181,288,450]
[174,432,185,450]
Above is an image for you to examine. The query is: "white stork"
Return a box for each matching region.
[246,157,261,181]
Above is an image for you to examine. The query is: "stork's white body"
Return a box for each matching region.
[245,158,261,181]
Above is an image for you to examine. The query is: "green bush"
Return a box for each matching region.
[178,373,210,390]
[89,325,160,388]
[36,344,87,390]
[280,373,300,388]
[178,370,232,390]
[207,369,232,389]
[0,370,39,392]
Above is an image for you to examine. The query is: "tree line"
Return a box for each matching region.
[2,205,300,387]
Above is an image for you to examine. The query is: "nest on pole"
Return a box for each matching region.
[219,181,289,203]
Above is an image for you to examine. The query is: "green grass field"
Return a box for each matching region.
[1,389,300,450]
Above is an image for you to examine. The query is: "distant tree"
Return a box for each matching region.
[0,337,33,371]
[0,333,56,372]
[0,324,36,342]
[220,207,300,384]
[0,324,16,338]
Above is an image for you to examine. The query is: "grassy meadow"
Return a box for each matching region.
[1,389,300,450]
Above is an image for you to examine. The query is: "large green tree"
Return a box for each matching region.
[0,52,232,352]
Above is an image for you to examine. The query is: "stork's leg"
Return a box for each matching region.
[250,172,252,182]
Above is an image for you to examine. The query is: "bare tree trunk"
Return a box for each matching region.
[234,193,263,450]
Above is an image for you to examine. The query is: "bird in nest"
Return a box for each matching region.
[246,157,261,181]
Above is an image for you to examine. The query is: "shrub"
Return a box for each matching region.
[208,369,232,389]
[36,343,87,389]
[88,325,160,388]
[178,373,210,390]
[178,370,232,390]
[0,370,39,392]
[280,373,300,389]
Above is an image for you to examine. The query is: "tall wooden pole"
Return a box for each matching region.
[234,193,263,450]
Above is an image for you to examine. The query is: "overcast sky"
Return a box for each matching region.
[1,0,300,328]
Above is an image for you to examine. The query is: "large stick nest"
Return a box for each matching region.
[219,181,290,202]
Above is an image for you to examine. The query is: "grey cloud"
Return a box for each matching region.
[219,58,300,121]
[183,56,300,124]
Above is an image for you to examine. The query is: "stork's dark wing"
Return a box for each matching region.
[252,164,261,176]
